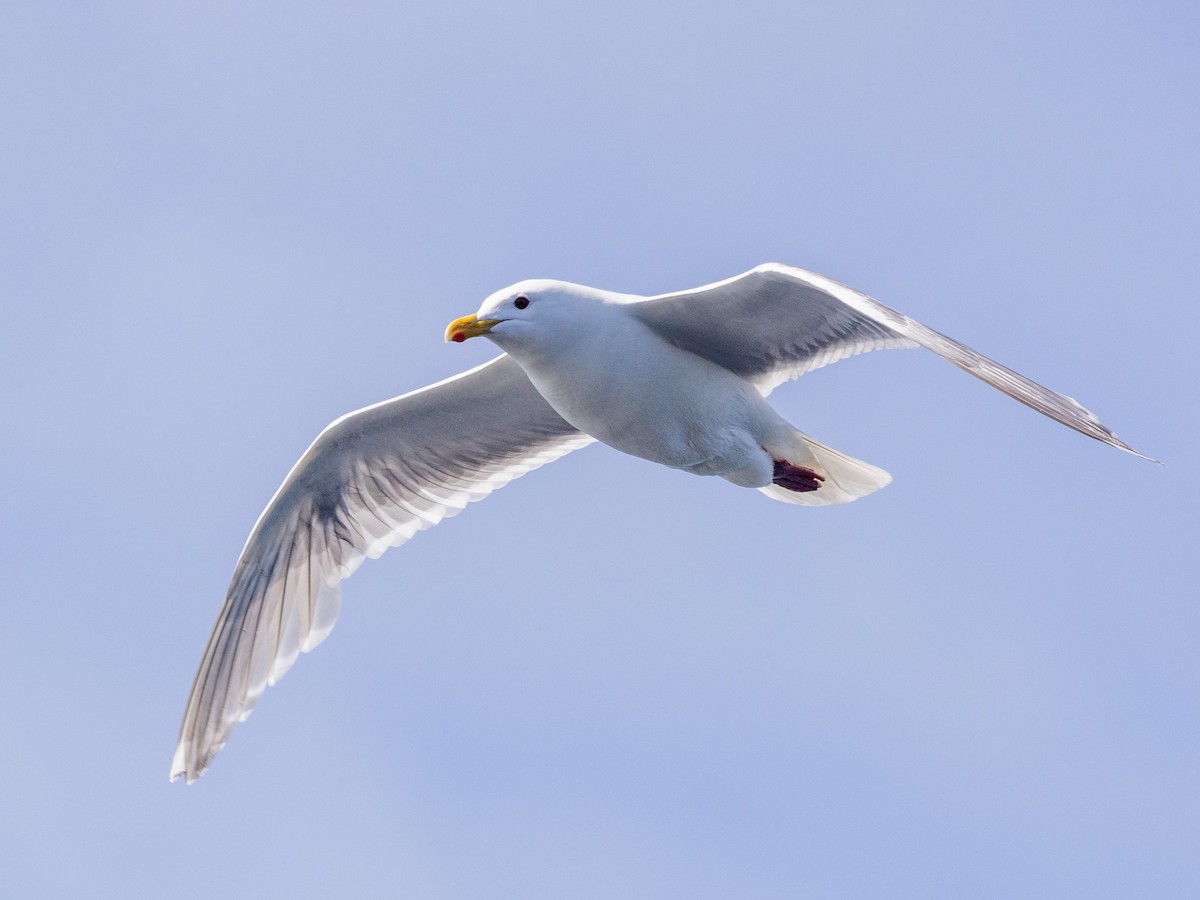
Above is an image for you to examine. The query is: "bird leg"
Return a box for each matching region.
[772,459,826,493]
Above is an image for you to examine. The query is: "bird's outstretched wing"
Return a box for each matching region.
[171,355,593,783]
[630,263,1151,459]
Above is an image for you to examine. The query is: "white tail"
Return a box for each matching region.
[759,433,892,506]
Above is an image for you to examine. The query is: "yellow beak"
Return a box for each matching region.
[445,314,501,343]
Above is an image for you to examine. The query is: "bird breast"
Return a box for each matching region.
[512,326,775,471]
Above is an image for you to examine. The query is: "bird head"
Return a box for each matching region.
[445,280,625,354]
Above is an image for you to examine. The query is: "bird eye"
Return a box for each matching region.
[514,295,530,310]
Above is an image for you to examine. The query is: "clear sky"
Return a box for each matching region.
[1,2,1196,897]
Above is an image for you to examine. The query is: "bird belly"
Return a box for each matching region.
[520,342,783,483]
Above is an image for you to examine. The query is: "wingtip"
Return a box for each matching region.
[1121,443,1163,466]
[169,765,203,785]
[1099,425,1160,465]
[169,742,205,785]
[170,743,184,781]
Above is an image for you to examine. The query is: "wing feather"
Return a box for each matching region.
[631,263,1151,459]
[171,354,593,782]
[631,264,917,393]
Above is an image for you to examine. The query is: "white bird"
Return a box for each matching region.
[170,263,1149,782]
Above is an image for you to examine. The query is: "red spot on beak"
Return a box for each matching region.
[450,331,466,343]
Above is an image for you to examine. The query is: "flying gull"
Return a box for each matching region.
[170,263,1150,782]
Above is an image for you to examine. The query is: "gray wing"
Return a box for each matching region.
[630,263,1151,460]
[171,355,594,783]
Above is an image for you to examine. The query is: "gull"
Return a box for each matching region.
[170,263,1150,782]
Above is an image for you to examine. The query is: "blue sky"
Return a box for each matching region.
[1,2,1196,897]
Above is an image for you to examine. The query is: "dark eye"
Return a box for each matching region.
[514,295,530,310]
